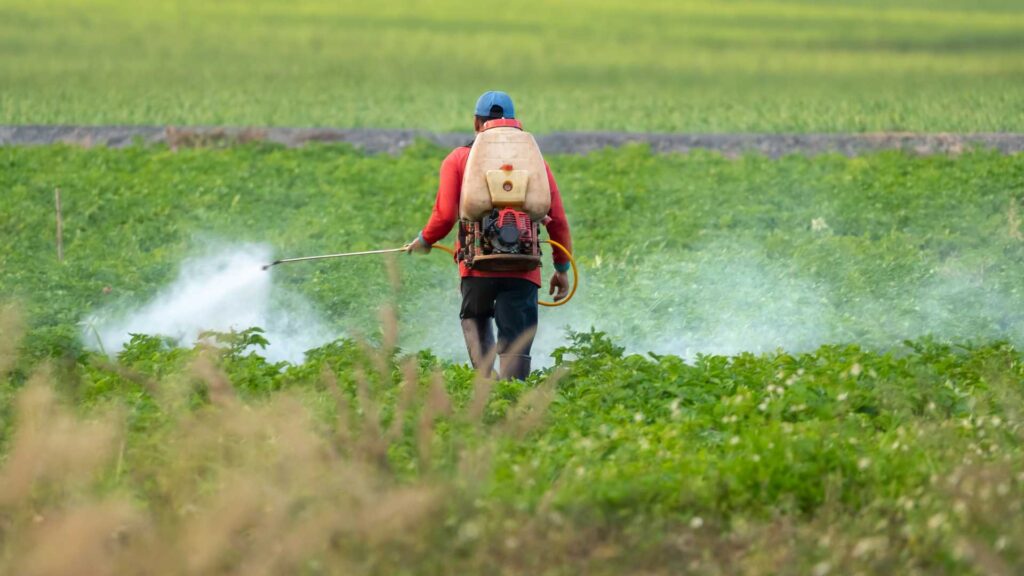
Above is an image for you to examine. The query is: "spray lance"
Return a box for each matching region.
[262,247,407,269]
[261,240,578,307]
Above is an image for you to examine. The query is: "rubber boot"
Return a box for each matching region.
[461,318,495,376]
[499,354,532,381]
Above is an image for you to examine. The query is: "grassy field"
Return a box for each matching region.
[3,143,1023,361]
[2,143,1024,571]
[2,0,1024,132]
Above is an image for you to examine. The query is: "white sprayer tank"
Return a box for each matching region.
[459,127,551,221]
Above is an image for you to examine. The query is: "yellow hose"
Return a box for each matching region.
[431,241,578,307]
[539,240,578,307]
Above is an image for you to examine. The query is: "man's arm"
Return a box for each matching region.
[544,163,572,268]
[407,149,463,253]
[543,163,573,300]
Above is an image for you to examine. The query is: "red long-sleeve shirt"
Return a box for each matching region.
[420,122,572,287]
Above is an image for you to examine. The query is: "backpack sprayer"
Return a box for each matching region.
[262,118,578,306]
[261,239,577,307]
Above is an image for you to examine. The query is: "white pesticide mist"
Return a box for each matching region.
[397,242,838,366]
[399,238,1024,367]
[84,244,334,364]
[84,240,1024,369]
[564,243,1023,361]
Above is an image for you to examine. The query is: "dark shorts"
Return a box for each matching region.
[460,277,538,355]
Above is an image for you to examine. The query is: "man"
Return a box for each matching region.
[405,90,572,380]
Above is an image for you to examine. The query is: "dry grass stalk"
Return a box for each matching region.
[385,357,420,443]
[354,364,389,467]
[417,371,451,471]
[321,365,353,449]
[503,368,563,440]
[1009,197,1023,241]
[0,367,120,508]
[89,356,160,395]
[383,252,402,296]
[190,348,236,407]
[467,367,495,425]
[0,302,24,377]
[54,188,63,263]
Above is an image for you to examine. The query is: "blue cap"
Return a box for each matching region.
[474,91,515,119]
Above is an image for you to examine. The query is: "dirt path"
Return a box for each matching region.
[2,125,1022,157]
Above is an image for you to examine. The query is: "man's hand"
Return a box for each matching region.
[404,235,431,255]
[548,271,570,302]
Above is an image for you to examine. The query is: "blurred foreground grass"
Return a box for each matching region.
[2,304,1024,574]
[1,0,1023,131]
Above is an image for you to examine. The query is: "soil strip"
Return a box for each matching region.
[2,125,1022,157]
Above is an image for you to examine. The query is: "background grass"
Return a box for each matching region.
[2,0,1024,131]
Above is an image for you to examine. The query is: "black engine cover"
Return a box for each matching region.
[483,210,524,254]
[497,224,520,247]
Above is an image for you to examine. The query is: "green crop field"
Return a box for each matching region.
[2,0,1024,132]
[2,143,1024,573]
[4,144,1024,359]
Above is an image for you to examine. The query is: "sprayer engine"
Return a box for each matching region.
[483,209,533,254]
[459,209,542,272]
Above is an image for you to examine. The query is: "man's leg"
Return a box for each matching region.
[494,278,539,380]
[460,277,497,375]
